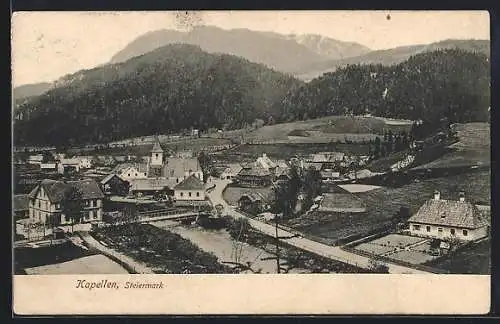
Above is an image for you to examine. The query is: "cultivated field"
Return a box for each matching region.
[285,169,490,244]
[415,122,490,169]
[355,234,439,265]
[239,115,412,144]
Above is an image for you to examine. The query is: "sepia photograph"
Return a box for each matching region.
[11,10,491,314]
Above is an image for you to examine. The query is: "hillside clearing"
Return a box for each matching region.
[286,170,490,244]
[236,115,412,143]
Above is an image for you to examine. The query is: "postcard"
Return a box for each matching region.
[12,10,491,315]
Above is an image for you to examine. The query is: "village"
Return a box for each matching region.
[13,118,491,275]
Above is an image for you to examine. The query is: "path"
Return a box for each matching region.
[207,179,430,274]
[77,231,154,274]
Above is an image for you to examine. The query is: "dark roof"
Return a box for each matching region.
[237,163,271,177]
[174,174,205,190]
[151,138,164,153]
[28,179,104,203]
[13,194,29,211]
[238,193,266,203]
[321,183,351,194]
[100,173,128,185]
[408,198,489,229]
[163,158,201,178]
[319,192,366,213]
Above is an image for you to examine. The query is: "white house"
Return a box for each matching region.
[27,154,44,165]
[40,162,57,171]
[113,163,149,182]
[28,179,104,227]
[408,190,489,242]
[77,157,93,169]
[173,174,206,202]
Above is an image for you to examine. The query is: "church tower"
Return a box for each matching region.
[150,136,164,166]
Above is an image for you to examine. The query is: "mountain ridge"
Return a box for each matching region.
[109,25,371,76]
[296,38,490,80]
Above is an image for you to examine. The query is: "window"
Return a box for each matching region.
[426,226,431,232]
[128,173,131,177]
[413,225,420,231]
[189,192,192,197]
[135,173,138,177]
[463,230,468,236]
[180,192,184,197]
[450,228,455,235]
[89,211,94,219]
[176,179,179,183]
[438,228,443,234]
[196,192,200,197]
[38,200,41,208]
[156,154,159,158]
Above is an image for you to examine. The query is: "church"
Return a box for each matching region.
[115,137,204,196]
[146,137,204,183]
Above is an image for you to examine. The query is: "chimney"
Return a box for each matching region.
[433,190,440,201]
[459,190,465,203]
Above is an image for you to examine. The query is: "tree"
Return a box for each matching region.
[373,137,382,159]
[61,186,85,233]
[302,166,322,212]
[197,151,213,183]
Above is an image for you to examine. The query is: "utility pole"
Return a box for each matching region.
[275,213,280,273]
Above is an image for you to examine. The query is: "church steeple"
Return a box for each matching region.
[150,136,164,166]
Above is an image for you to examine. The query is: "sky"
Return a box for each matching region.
[11,11,490,87]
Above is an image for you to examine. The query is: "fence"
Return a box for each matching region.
[340,244,449,274]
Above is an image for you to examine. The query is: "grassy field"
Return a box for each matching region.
[415,123,490,169]
[286,169,490,244]
[221,116,412,145]
[425,239,491,274]
[222,185,274,206]
[74,137,233,156]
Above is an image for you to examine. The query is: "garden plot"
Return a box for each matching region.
[354,234,443,265]
[354,234,427,256]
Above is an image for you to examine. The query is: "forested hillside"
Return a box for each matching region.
[296,39,490,80]
[278,49,490,125]
[14,47,490,147]
[14,44,302,146]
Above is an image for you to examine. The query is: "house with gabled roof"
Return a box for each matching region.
[113,162,149,182]
[28,179,105,227]
[173,174,209,207]
[100,174,130,196]
[235,162,273,187]
[220,163,243,180]
[238,192,269,215]
[408,190,490,241]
